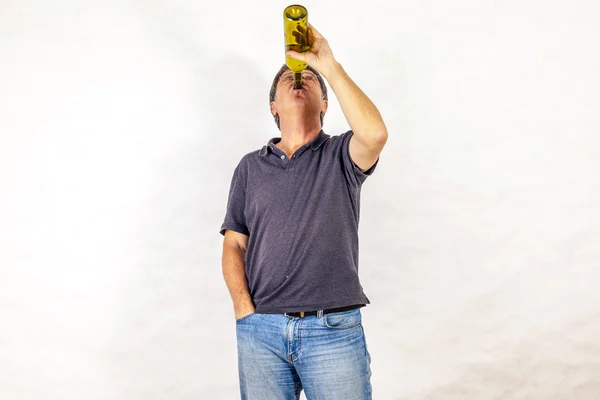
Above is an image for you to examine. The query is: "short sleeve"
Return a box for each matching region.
[341,130,379,187]
[219,161,250,236]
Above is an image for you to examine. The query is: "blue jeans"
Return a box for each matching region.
[235,307,373,399]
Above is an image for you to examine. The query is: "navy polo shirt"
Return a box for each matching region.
[220,129,379,313]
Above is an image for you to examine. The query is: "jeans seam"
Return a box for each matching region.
[294,380,302,400]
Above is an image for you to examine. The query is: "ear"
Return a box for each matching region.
[270,101,277,117]
[321,100,328,114]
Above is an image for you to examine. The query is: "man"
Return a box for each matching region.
[220,23,387,400]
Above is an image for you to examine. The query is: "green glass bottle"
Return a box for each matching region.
[283,4,309,89]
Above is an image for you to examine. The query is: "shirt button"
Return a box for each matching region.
[280,155,285,159]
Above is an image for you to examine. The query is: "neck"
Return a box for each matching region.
[277,116,322,154]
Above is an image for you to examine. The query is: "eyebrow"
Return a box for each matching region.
[280,71,317,81]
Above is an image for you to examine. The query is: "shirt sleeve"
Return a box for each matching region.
[341,130,379,188]
[219,161,250,236]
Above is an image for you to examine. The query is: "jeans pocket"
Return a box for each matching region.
[235,312,257,323]
[324,308,361,329]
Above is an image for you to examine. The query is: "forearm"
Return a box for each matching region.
[324,62,388,144]
[221,244,254,312]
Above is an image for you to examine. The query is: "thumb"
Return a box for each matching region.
[286,50,305,61]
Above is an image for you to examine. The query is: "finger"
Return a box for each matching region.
[293,27,310,46]
[306,25,318,45]
[297,24,316,41]
[286,50,306,61]
[307,23,322,38]
[291,30,307,46]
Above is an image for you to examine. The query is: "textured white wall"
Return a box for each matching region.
[1,0,599,399]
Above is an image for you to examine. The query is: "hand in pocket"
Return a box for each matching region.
[235,309,256,321]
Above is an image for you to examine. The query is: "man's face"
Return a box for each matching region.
[271,69,326,121]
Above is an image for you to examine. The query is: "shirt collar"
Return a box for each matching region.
[259,129,330,156]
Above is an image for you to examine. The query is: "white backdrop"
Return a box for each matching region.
[1,0,599,399]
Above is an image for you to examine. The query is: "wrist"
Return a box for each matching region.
[234,299,255,312]
[323,61,343,81]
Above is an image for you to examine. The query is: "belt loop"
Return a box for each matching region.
[317,309,323,318]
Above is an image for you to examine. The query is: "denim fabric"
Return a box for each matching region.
[235,308,372,399]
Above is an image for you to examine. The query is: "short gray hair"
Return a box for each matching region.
[269,64,328,130]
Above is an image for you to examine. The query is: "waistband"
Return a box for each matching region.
[284,304,363,318]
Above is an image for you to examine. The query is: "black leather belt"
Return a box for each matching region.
[284,304,363,318]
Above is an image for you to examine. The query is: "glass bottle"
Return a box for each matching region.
[283,4,310,89]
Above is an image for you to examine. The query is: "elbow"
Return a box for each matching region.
[376,130,388,145]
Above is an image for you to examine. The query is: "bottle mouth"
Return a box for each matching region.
[285,5,307,20]
[293,72,303,89]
